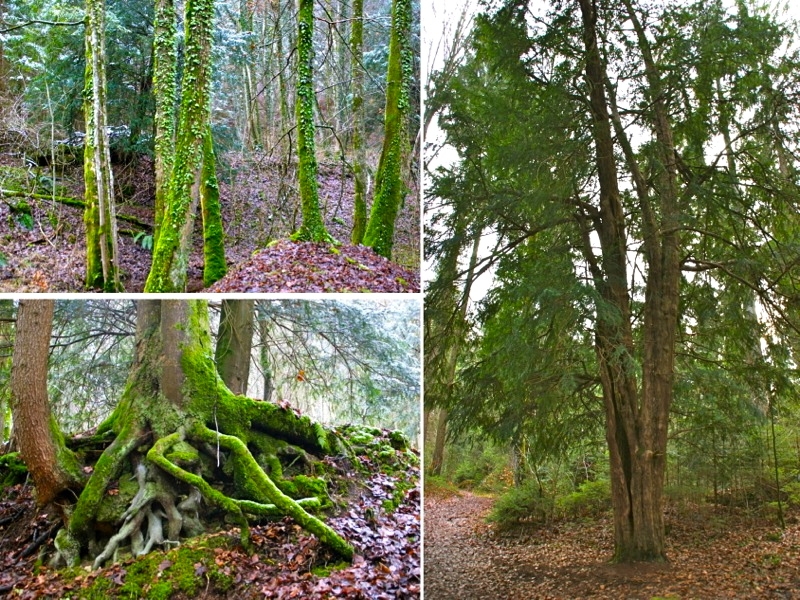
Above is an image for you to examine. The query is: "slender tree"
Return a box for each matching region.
[152,0,177,248]
[363,0,413,258]
[349,0,367,244]
[292,0,331,243]
[84,0,121,291]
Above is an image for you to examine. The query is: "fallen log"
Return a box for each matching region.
[0,189,151,229]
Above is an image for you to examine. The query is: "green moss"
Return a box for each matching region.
[0,452,27,487]
[311,560,349,577]
[165,441,199,467]
[96,471,140,524]
[200,127,226,287]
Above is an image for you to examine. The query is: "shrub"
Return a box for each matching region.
[557,479,611,518]
[486,481,554,531]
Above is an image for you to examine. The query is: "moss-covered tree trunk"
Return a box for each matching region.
[259,317,275,402]
[144,0,226,292]
[292,0,331,243]
[152,0,177,248]
[0,300,14,447]
[362,0,412,259]
[10,301,83,507]
[84,0,121,291]
[349,0,367,244]
[215,299,254,395]
[54,300,353,568]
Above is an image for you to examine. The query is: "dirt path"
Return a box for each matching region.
[424,492,800,599]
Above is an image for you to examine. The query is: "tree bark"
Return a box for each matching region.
[363,0,412,259]
[293,0,331,243]
[349,0,367,244]
[152,0,177,248]
[11,301,83,506]
[55,300,353,567]
[577,0,681,562]
[84,0,121,291]
[215,299,255,395]
[145,0,226,291]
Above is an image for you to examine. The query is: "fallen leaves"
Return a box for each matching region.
[206,240,420,293]
[424,492,800,600]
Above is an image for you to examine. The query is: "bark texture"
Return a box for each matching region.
[145,0,226,291]
[83,0,120,291]
[55,300,352,568]
[577,0,681,562]
[349,0,367,244]
[10,301,82,506]
[362,0,412,258]
[292,0,331,243]
[215,299,255,395]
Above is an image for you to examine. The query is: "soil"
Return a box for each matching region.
[0,151,420,292]
[424,491,800,599]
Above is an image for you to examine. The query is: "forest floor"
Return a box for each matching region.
[0,434,420,599]
[424,490,800,600]
[0,151,419,292]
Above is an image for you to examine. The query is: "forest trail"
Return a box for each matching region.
[424,492,800,599]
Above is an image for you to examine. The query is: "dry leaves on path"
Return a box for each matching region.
[424,492,800,600]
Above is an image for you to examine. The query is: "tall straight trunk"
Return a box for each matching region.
[349,0,367,244]
[84,0,120,291]
[363,0,412,259]
[293,0,330,242]
[427,224,481,476]
[11,301,82,506]
[215,299,255,395]
[577,0,681,563]
[275,0,291,153]
[145,0,226,291]
[152,0,177,248]
[259,317,274,402]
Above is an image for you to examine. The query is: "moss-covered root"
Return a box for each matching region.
[147,430,252,552]
[61,424,143,566]
[189,422,354,561]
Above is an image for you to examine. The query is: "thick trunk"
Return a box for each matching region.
[579,0,680,562]
[215,299,255,395]
[293,0,330,243]
[10,301,83,506]
[362,0,412,258]
[145,0,225,291]
[56,300,353,568]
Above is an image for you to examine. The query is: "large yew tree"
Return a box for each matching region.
[428,0,800,562]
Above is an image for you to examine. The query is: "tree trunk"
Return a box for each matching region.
[84,0,121,291]
[10,301,83,507]
[349,0,367,244]
[362,0,412,258]
[215,299,255,395]
[259,317,274,402]
[578,0,681,562]
[429,409,448,477]
[152,0,177,248]
[293,0,330,243]
[54,300,353,568]
[0,300,14,447]
[145,0,226,291]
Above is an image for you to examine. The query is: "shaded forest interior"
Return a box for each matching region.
[0,298,420,598]
[0,0,420,292]
[424,0,800,597]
